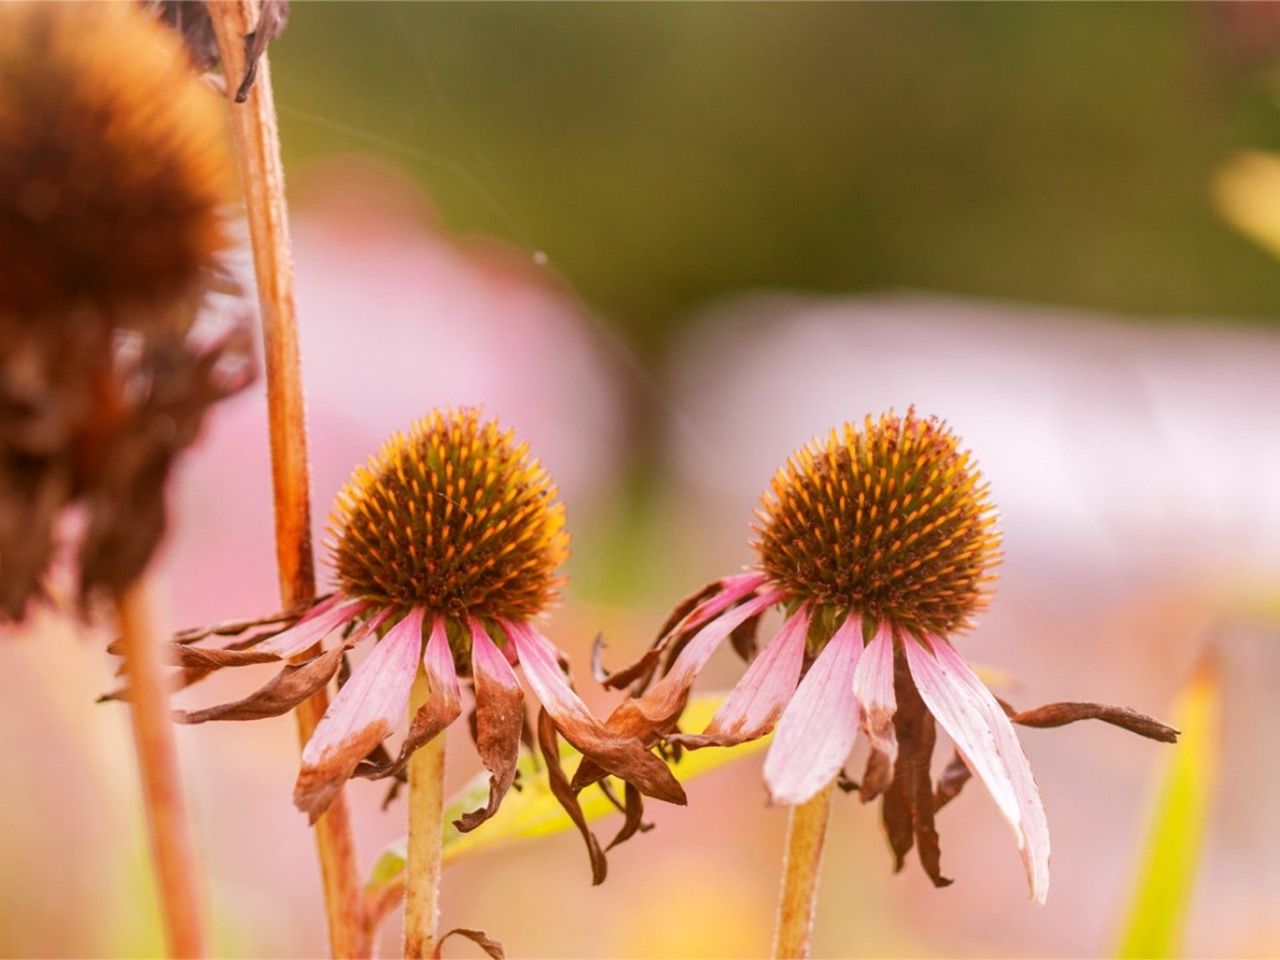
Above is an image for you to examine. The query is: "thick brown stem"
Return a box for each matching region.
[772,782,834,960]
[403,671,447,959]
[117,581,208,959]
[207,4,367,956]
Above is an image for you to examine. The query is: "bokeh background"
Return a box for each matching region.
[4,3,1280,957]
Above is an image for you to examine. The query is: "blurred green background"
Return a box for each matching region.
[274,2,1280,356]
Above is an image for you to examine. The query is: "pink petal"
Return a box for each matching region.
[682,571,771,633]
[903,635,1051,904]
[649,587,787,701]
[258,596,369,658]
[455,618,525,831]
[700,605,811,745]
[851,620,898,764]
[294,608,418,821]
[506,620,684,804]
[763,611,864,805]
[422,616,461,710]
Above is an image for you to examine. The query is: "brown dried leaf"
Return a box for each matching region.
[432,927,505,960]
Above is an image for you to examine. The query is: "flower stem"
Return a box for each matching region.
[116,580,208,959]
[206,4,367,956]
[404,670,447,959]
[772,781,835,959]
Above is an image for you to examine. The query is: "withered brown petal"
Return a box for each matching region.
[356,675,462,784]
[886,647,951,888]
[1012,701,1179,743]
[432,927,505,960]
[537,708,607,884]
[604,781,651,852]
[933,751,972,812]
[454,633,525,833]
[598,578,725,692]
[859,748,893,803]
[234,0,290,103]
[172,645,346,723]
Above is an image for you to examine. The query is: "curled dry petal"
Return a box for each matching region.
[536,707,607,884]
[173,644,349,723]
[763,610,862,805]
[852,621,898,764]
[293,610,414,823]
[904,635,1051,904]
[455,619,525,832]
[933,751,972,811]
[356,614,463,782]
[506,620,685,805]
[674,604,810,749]
[257,596,367,658]
[881,651,950,887]
[1010,702,1179,743]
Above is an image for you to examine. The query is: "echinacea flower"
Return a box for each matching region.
[587,410,1176,902]
[0,0,252,620]
[171,408,684,873]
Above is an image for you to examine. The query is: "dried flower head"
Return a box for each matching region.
[0,1,231,319]
[0,1,251,620]
[167,409,683,882]
[330,408,568,620]
[586,409,1176,903]
[755,412,1000,635]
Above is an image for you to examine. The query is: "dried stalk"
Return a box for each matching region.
[403,671,447,959]
[117,580,208,958]
[772,781,835,959]
[206,4,367,956]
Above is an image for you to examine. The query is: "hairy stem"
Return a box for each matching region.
[207,4,367,956]
[773,782,835,959]
[404,671,447,959]
[117,581,208,958]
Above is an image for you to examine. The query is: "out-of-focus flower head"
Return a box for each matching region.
[166,408,684,881]
[0,1,253,621]
[588,410,1176,902]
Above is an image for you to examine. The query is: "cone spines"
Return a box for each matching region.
[0,2,230,318]
[329,408,568,620]
[755,410,1001,635]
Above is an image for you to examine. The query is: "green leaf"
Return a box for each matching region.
[365,693,767,896]
[1116,658,1220,960]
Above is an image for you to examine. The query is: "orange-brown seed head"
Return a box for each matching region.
[754,410,1001,636]
[328,408,569,621]
[0,2,232,318]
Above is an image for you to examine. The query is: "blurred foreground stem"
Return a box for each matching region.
[773,781,834,959]
[208,4,367,956]
[117,581,207,958]
[404,672,447,959]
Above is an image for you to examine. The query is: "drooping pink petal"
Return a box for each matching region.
[455,618,525,832]
[762,610,863,805]
[648,587,787,702]
[293,608,415,822]
[903,635,1051,904]
[356,614,463,782]
[852,620,898,764]
[680,571,771,633]
[506,620,684,804]
[258,595,369,658]
[690,605,810,746]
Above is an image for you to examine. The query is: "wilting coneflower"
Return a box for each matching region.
[587,410,1175,956]
[1,3,254,956]
[174,407,684,952]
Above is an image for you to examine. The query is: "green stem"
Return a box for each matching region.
[772,781,835,959]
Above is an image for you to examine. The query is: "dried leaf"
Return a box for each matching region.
[433,927,504,960]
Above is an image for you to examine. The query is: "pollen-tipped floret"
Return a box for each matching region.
[329,408,569,620]
[0,1,231,318]
[754,410,1001,635]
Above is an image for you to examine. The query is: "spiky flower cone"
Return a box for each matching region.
[330,408,568,620]
[0,1,248,619]
[755,410,1001,635]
